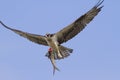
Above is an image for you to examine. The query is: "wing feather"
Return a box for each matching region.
[55,0,104,44]
[0,21,48,46]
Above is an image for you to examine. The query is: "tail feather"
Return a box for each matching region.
[58,46,73,59]
[45,46,73,60]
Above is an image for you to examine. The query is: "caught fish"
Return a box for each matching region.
[46,48,60,75]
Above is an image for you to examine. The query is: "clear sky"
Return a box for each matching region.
[0,0,120,80]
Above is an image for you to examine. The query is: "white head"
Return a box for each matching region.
[45,33,54,38]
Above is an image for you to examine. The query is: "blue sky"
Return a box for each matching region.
[0,0,120,80]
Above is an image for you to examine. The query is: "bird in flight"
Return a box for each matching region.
[0,0,104,74]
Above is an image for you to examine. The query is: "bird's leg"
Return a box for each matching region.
[54,42,63,58]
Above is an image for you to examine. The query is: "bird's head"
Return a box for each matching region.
[45,33,54,38]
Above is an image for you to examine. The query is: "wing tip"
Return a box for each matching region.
[0,21,13,30]
[95,0,104,8]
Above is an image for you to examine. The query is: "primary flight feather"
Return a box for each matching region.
[0,0,104,74]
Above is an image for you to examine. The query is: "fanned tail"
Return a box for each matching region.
[45,46,73,60]
[58,46,73,59]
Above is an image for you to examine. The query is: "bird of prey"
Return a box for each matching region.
[0,0,104,74]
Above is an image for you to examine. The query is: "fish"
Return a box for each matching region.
[45,48,60,75]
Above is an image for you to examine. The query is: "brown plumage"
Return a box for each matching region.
[0,0,104,74]
[0,21,48,45]
[56,0,104,44]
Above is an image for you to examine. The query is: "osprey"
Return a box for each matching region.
[0,0,103,74]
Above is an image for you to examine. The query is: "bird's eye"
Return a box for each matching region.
[45,34,53,37]
[47,34,49,37]
[46,34,50,37]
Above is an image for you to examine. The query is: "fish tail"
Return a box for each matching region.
[53,65,60,75]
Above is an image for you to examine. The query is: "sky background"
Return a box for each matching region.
[0,0,120,80]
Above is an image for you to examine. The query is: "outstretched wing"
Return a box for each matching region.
[55,0,104,44]
[0,21,48,46]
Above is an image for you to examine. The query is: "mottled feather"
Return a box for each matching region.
[0,21,48,46]
[56,0,104,44]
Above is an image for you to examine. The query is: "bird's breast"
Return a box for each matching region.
[45,37,58,50]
